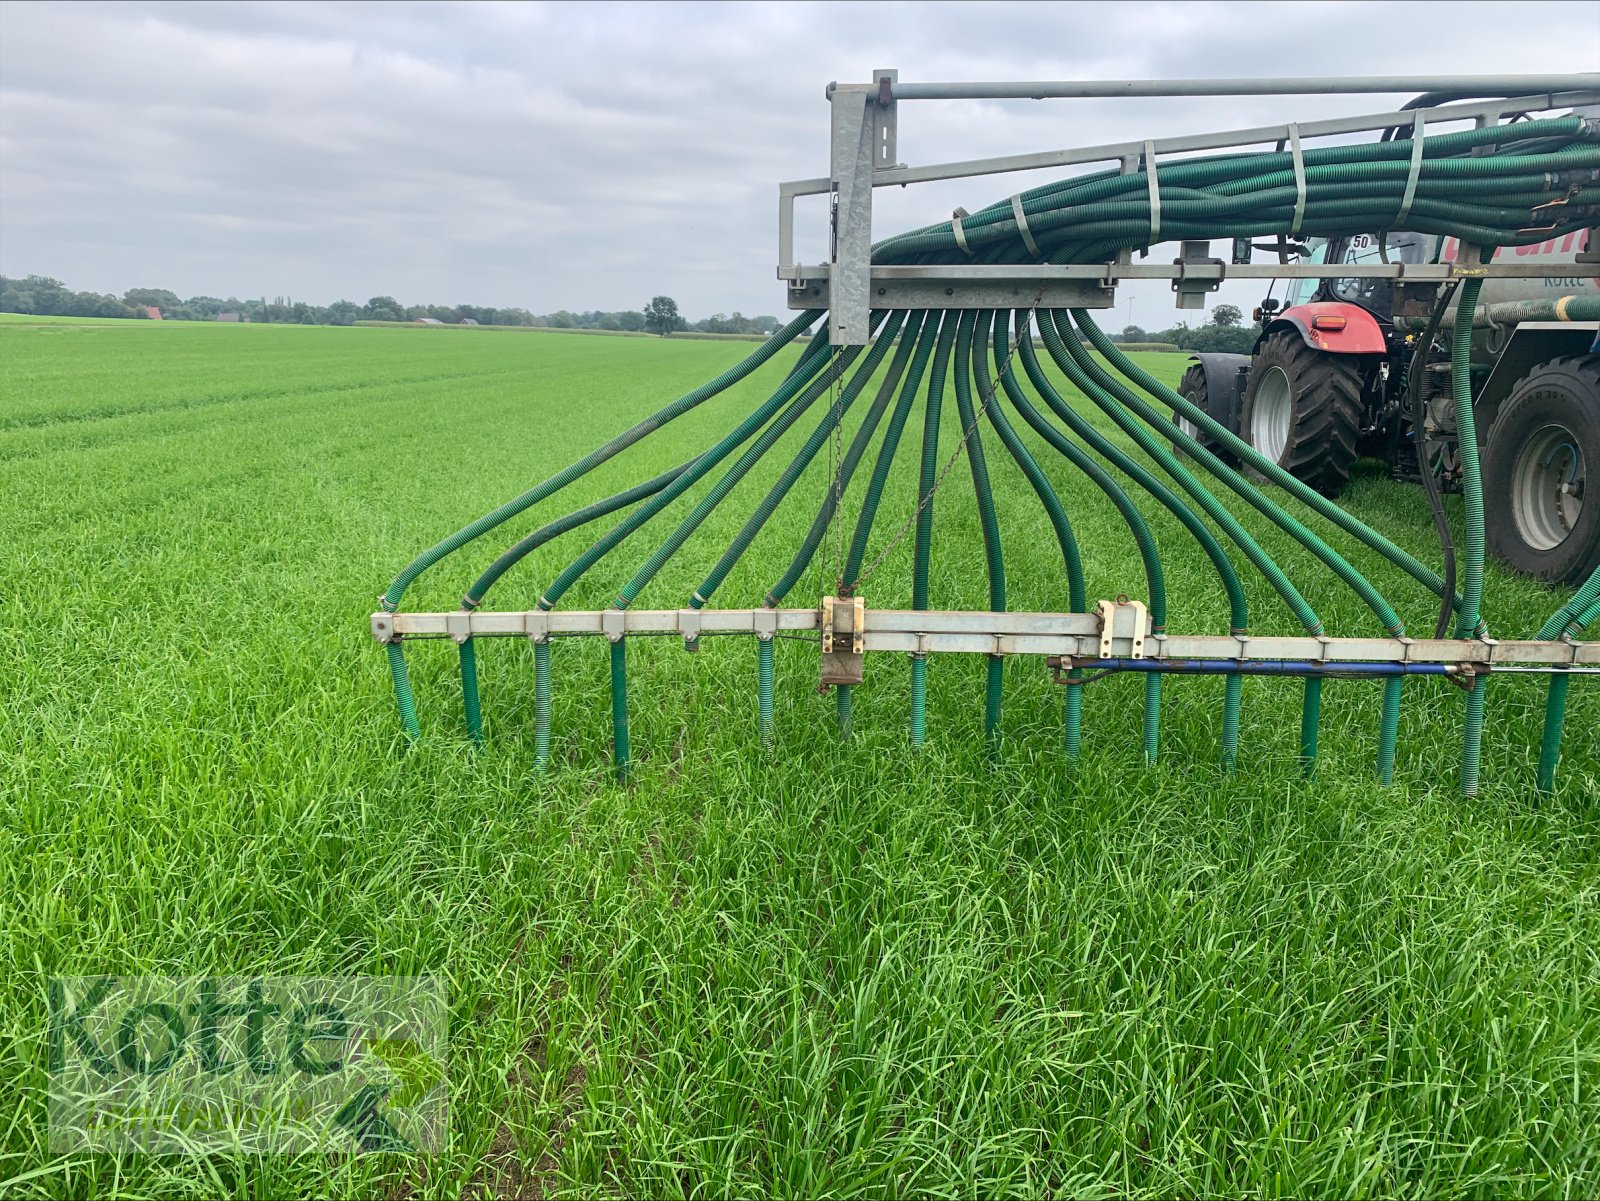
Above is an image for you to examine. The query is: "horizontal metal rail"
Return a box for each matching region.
[781,259,1600,311]
[880,75,1600,101]
[781,261,1599,283]
[373,608,1598,668]
[779,88,1600,205]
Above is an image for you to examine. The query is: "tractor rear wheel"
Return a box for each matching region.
[1484,355,1599,586]
[1238,330,1364,497]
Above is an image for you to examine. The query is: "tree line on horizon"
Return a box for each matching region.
[1108,303,1257,353]
[0,275,783,335]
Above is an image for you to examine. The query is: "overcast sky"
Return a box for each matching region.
[2,0,1596,322]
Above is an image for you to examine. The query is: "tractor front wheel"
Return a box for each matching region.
[1238,330,1364,497]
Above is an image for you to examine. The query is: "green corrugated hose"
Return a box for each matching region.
[1011,321,1247,769]
[1070,312,1424,779]
[909,655,927,748]
[974,311,1094,759]
[384,309,822,612]
[534,639,551,772]
[610,638,629,781]
[1377,676,1402,786]
[842,312,942,593]
[1300,678,1323,778]
[910,314,957,747]
[758,637,775,750]
[952,312,1007,743]
[1451,263,1490,797]
[386,643,420,742]
[1535,570,1600,792]
[459,638,483,746]
[537,327,846,609]
[742,316,920,608]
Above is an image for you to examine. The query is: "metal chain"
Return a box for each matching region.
[829,355,847,591]
[813,343,847,601]
[853,295,1046,592]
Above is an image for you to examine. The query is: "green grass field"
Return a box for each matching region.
[3,314,1597,1198]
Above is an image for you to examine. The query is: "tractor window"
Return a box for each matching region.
[1330,233,1428,311]
[1281,243,1326,309]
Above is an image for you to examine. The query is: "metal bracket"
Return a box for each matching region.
[820,595,865,686]
[1096,596,1149,659]
[1452,241,1489,276]
[602,609,626,644]
[1173,240,1223,309]
[753,608,779,641]
[523,611,549,644]
[678,608,702,652]
[371,611,398,645]
[871,68,899,171]
[446,613,473,645]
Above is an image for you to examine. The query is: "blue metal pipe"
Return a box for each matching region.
[1081,658,1456,678]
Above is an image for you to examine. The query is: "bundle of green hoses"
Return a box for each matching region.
[873,117,1599,265]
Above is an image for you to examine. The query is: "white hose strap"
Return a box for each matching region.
[1009,193,1041,259]
[1143,140,1161,245]
[1396,110,1426,226]
[950,209,973,256]
[1288,124,1307,236]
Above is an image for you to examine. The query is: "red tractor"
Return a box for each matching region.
[1180,229,1600,584]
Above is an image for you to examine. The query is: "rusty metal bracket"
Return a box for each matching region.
[1096,595,1148,659]
[820,594,865,687]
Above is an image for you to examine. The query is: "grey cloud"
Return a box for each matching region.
[1,0,1595,318]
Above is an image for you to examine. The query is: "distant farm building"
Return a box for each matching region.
[217,312,241,322]
[460,317,480,326]
[144,306,162,320]
[416,317,444,325]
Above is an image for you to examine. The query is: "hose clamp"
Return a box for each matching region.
[1142,140,1162,245]
[1009,194,1041,259]
[1287,124,1307,236]
[1396,111,1426,227]
[951,208,974,257]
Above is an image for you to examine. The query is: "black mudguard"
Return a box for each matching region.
[1186,352,1250,437]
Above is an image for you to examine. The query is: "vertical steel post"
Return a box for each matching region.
[828,86,875,345]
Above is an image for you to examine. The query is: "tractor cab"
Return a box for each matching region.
[1270,232,1434,322]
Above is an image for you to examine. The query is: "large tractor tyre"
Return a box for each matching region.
[1483,355,1600,586]
[1237,330,1364,497]
[1173,361,1239,466]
